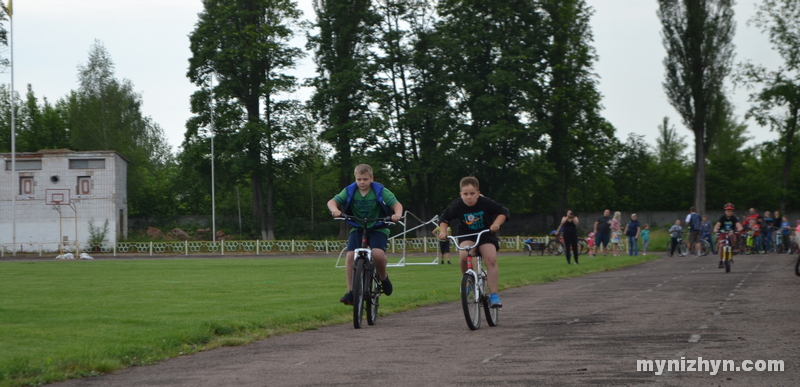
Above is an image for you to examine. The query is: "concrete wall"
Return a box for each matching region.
[0,150,129,250]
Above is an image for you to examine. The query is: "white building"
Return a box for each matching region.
[0,149,128,253]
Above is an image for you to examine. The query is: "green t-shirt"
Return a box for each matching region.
[641,229,650,241]
[333,185,398,235]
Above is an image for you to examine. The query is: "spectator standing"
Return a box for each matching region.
[559,210,580,264]
[625,213,641,256]
[701,214,715,254]
[432,225,452,264]
[762,211,774,253]
[685,207,702,256]
[610,211,622,256]
[593,209,612,256]
[781,215,791,253]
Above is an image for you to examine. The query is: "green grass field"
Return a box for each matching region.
[0,253,659,386]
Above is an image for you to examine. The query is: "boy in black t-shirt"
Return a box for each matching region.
[713,203,744,268]
[438,177,509,308]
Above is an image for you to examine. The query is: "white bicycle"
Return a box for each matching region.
[448,230,498,330]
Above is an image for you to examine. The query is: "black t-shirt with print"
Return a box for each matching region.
[717,215,740,231]
[440,196,510,236]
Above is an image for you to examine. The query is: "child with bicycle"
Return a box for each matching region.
[668,219,683,257]
[713,203,744,269]
[327,164,404,305]
[437,176,509,308]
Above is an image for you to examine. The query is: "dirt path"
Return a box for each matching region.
[53,253,800,386]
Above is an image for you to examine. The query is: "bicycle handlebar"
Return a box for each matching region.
[334,214,400,227]
[446,229,492,251]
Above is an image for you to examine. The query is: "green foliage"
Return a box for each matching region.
[87,218,110,245]
[0,255,656,386]
[187,0,307,240]
[658,0,736,212]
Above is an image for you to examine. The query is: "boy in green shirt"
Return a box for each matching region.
[327,164,403,305]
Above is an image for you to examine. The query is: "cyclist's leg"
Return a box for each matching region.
[367,232,390,280]
[478,241,500,294]
[344,231,361,291]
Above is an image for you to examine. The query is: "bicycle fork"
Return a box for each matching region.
[464,255,480,302]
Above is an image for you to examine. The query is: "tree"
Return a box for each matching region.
[307,0,380,237]
[734,0,800,212]
[18,85,69,152]
[64,41,175,217]
[539,0,613,216]
[188,0,306,240]
[658,0,736,214]
[435,0,546,207]
[655,116,687,164]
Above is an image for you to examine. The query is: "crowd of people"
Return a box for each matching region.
[567,205,799,262]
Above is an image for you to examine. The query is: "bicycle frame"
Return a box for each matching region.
[447,230,491,302]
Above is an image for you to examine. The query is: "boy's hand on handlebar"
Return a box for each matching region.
[390,214,402,222]
[490,224,500,232]
[331,210,342,218]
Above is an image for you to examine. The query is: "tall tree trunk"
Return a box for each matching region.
[779,107,798,212]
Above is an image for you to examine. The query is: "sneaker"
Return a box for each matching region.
[574,259,579,265]
[489,293,503,308]
[643,253,647,256]
[381,277,393,296]
[447,261,451,264]
[718,261,724,269]
[440,260,444,264]
[340,291,353,305]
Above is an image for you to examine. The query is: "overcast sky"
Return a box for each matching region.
[7,0,781,153]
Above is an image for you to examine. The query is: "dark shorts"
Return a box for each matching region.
[595,232,610,248]
[455,232,500,252]
[346,229,388,252]
[689,230,700,245]
[439,240,451,253]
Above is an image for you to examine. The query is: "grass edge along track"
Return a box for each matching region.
[0,253,657,387]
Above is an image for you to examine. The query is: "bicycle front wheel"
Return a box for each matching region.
[461,274,481,330]
[352,259,366,329]
[725,258,731,273]
[795,255,800,277]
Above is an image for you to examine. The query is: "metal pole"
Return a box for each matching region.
[10,7,16,256]
[210,73,216,242]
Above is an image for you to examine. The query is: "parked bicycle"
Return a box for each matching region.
[335,214,399,329]
[546,231,588,256]
[448,230,498,330]
[666,232,689,257]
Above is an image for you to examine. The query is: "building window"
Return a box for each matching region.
[20,176,34,195]
[5,160,42,170]
[69,159,106,169]
[77,176,92,195]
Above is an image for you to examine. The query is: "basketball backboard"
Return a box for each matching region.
[46,189,71,205]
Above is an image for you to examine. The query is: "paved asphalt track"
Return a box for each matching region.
[53,253,800,386]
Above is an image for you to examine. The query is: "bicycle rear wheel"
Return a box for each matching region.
[366,269,379,326]
[700,239,711,256]
[461,273,481,330]
[352,259,366,329]
[578,239,589,255]
[547,240,563,256]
